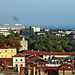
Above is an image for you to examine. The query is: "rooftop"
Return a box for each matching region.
[0,46,16,49]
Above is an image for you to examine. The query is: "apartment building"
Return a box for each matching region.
[0,46,17,58]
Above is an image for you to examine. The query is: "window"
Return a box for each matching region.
[45,58,46,60]
[15,64,18,67]
[16,59,18,61]
[5,50,7,52]
[1,55,3,57]
[5,55,7,57]
[11,50,13,52]
[1,50,3,52]
[20,59,22,61]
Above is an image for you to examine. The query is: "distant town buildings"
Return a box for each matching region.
[13,30,20,34]
[0,24,25,30]
[65,31,73,35]
[69,32,75,39]
[58,30,64,33]
[44,28,49,32]
[19,37,28,51]
[55,33,65,37]
[30,26,40,33]
[36,32,45,35]
[0,29,10,36]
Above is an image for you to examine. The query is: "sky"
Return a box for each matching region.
[0,0,75,27]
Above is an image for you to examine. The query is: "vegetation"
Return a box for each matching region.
[28,33,75,52]
[0,28,75,52]
[0,34,21,52]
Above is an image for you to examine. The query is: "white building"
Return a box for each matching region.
[19,37,28,51]
[13,30,20,34]
[0,24,25,30]
[58,30,64,33]
[36,32,45,35]
[43,52,75,61]
[65,31,73,35]
[13,53,25,67]
[0,29,10,36]
[30,26,40,32]
[44,28,49,32]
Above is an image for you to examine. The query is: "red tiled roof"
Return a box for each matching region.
[0,46,16,49]
[13,53,25,57]
[0,46,8,49]
[58,64,75,70]
[22,50,49,55]
[22,50,75,56]
[52,57,67,60]
[20,67,27,72]
[46,67,59,70]
[26,55,42,63]
[0,58,12,66]
[44,52,75,55]
[42,67,58,75]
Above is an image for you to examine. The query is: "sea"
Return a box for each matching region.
[25,25,75,30]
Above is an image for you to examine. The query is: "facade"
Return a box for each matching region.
[0,50,75,74]
[30,26,40,33]
[0,24,25,30]
[0,46,17,58]
[13,30,20,34]
[19,37,28,51]
[69,33,75,39]
[44,28,49,32]
[65,31,73,35]
[55,33,65,37]
[13,53,25,67]
[58,64,74,75]
[43,53,75,61]
[58,30,64,33]
[0,29,10,36]
[36,32,45,35]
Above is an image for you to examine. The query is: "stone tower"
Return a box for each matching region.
[19,37,28,51]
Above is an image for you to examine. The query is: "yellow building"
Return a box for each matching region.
[0,46,17,58]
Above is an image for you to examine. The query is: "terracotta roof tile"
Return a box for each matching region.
[26,55,42,63]
[52,57,67,60]
[42,67,58,75]
[0,46,16,49]
[0,46,8,49]
[58,64,75,70]
[13,53,25,57]
[0,58,12,66]
[22,50,75,56]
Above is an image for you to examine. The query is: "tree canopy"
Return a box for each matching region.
[28,34,75,52]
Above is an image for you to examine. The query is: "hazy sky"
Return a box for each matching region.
[0,0,75,26]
